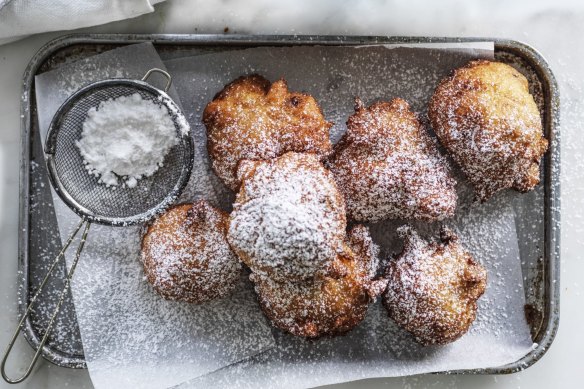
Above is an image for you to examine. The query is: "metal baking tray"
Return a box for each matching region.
[18,34,560,374]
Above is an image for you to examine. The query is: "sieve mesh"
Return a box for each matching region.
[45,80,193,226]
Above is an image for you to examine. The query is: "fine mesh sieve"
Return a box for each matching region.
[2,69,193,384]
[45,69,193,225]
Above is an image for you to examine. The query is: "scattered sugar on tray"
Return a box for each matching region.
[76,93,178,188]
[30,45,541,385]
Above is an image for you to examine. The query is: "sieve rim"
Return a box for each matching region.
[45,78,194,227]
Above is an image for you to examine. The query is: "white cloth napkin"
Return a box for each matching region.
[0,0,165,44]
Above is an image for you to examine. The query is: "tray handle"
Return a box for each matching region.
[1,220,90,384]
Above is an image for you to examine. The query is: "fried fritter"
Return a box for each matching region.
[251,225,388,338]
[141,200,241,304]
[429,60,548,201]
[227,152,347,282]
[327,98,457,222]
[383,226,487,345]
[203,75,333,191]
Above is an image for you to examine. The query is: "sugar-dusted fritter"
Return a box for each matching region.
[429,60,548,201]
[251,225,388,338]
[228,152,347,282]
[141,200,241,304]
[326,98,457,223]
[383,226,487,345]
[203,75,333,191]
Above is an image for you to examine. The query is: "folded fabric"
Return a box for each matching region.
[0,0,165,44]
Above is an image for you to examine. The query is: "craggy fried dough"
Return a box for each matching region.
[227,152,347,282]
[429,60,548,201]
[141,201,241,304]
[327,98,456,222]
[203,75,333,190]
[383,226,486,345]
[251,225,388,338]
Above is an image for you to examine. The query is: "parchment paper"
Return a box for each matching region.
[34,42,275,389]
[160,44,533,388]
[33,42,535,389]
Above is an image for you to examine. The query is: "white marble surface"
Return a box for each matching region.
[1,0,583,388]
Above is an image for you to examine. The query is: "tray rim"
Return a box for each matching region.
[18,33,561,375]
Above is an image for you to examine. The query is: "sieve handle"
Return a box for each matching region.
[141,68,172,92]
[1,220,91,384]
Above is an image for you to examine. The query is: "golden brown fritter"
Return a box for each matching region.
[203,75,333,191]
[429,60,548,201]
[327,98,457,222]
[383,226,487,345]
[227,152,347,282]
[251,225,388,338]
[141,200,241,304]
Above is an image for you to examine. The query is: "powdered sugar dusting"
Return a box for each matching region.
[428,60,548,201]
[383,226,487,345]
[249,224,386,338]
[141,201,241,304]
[203,75,333,191]
[228,152,346,281]
[327,98,457,222]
